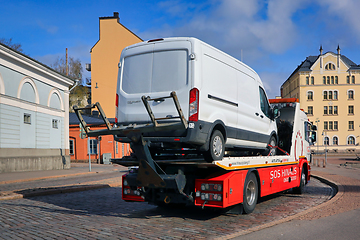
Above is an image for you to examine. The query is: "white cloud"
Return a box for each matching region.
[36,20,58,34]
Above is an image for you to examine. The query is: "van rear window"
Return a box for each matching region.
[122,50,188,94]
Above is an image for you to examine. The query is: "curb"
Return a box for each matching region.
[215,174,344,240]
[0,181,122,201]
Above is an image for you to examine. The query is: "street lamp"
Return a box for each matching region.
[315,118,320,154]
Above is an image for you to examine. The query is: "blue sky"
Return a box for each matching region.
[1,0,360,98]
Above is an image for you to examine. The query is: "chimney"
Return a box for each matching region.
[113,12,119,19]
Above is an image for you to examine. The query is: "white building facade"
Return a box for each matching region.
[0,43,74,172]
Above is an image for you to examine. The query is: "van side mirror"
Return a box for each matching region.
[311,125,317,131]
[272,107,280,120]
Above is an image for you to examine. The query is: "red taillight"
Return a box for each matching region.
[189,88,199,122]
[115,94,119,123]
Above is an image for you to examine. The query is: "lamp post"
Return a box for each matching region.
[315,118,320,154]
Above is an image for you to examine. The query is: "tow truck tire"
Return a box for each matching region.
[294,167,306,194]
[243,172,258,214]
[205,130,225,162]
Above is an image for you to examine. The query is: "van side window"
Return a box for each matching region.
[259,87,271,119]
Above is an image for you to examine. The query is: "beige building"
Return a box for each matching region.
[90,12,142,118]
[281,46,360,154]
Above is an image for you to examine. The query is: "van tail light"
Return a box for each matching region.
[189,88,199,122]
[115,93,119,123]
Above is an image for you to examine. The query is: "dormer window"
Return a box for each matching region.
[325,63,336,70]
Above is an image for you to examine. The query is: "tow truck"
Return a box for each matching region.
[74,94,316,214]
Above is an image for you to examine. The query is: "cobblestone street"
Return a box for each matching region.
[0,177,333,239]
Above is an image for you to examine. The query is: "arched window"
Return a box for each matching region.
[306,77,309,85]
[331,76,334,84]
[335,76,338,84]
[347,136,355,145]
[323,76,326,84]
[324,137,329,145]
[325,63,335,70]
[323,91,328,100]
[348,90,354,100]
[333,136,338,145]
[307,91,313,100]
[329,91,333,100]
[347,76,350,84]
[311,76,314,85]
[327,76,330,84]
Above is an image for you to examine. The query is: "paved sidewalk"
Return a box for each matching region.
[0,163,128,201]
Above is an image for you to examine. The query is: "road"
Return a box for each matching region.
[0,177,333,239]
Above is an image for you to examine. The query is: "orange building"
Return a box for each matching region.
[90,12,142,118]
[69,113,131,163]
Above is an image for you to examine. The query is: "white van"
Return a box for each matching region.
[115,37,278,161]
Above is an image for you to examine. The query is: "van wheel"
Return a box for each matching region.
[243,172,258,214]
[204,130,225,162]
[263,136,277,156]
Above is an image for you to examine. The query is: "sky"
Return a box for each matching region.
[1,0,360,98]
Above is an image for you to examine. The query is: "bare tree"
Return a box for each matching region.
[0,38,24,53]
[51,55,90,112]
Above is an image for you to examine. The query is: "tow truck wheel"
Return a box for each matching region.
[205,130,225,162]
[294,167,306,194]
[243,172,258,214]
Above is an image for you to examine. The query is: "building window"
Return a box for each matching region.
[324,121,328,130]
[323,91,328,100]
[329,106,333,115]
[331,76,334,84]
[348,105,354,115]
[329,121,333,130]
[325,63,335,70]
[52,119,58,129]
[327,76,330,84]
[348,90,354,100]
[324,106,328,115]
[307,106,313,115]
[347,76,350,84]
[352,76,355,84]
[334,106,338,115]
[69,140,74,155]
[329,91,333,100]
[89,139,98,154]
[349,121,354,131]
[306,77,309,85]
[323,76,326,84]
[333,136,338,145]
[348,136,355,145]
[307,91,313,100]
[324,136,329,145]
[334,121,338,130]
[24,113,31,124]
[335,76,338,84]
[311,76,314,85]
[334,91,338,100]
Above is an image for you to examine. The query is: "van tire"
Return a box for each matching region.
[243,172,258,214]
[263,136,277,156]
[293,167,306,194]
[204,130,225,162]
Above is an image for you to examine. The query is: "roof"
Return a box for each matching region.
[0,42,75,86]
[69,112,115,126]
[283,51,360,87]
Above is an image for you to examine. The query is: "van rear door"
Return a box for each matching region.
[118,40,191,124]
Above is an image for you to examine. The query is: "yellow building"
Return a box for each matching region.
[281,46,360,154]
[90,12,142,118]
